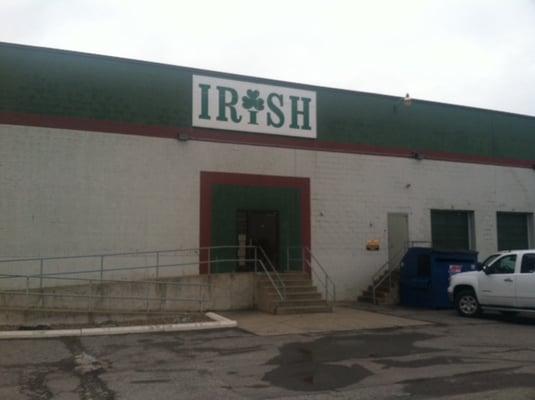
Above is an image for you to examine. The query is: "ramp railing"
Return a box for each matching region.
[0,245,283,312]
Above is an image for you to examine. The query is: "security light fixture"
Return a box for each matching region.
[393,93,412,113]
[412,151,424,160]
[178,131,190,142]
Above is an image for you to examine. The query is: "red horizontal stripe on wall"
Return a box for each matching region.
[1,111,534,169]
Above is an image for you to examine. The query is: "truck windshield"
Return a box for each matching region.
[481,254,500,268]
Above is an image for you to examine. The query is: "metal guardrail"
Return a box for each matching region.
[255,246,286,301]
[286,246,335,306]
[371,240,431,304]
[0,246,284,312]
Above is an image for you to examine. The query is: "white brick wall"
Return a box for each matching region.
[1,124,534,299]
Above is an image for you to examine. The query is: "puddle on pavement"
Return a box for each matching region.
[401,367,535,397]
[378,355,471,369]
[263,331,437,391]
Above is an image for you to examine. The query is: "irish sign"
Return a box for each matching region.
[192,75,316,138]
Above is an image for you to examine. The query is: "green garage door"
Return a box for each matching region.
[431,210,474,250]
[497,212,530,251]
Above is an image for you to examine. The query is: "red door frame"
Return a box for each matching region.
[199,171,311,274]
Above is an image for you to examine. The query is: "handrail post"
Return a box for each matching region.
[145,285,150,311]
[39,259,44,290]
[254,247,258,273]
[208,247,211,275]
[389,264,392,288]
[26,276,30,306]
[301,247,305,272]
[199,285,203,312]
[89,279,93,311]
[286,247,289,272]
[334,283,336,305]
[156,251,160,280]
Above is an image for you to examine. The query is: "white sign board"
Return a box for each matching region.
[192,75,316,139]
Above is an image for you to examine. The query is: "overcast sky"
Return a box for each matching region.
[2,0,535,116]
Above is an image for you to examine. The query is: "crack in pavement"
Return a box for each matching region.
[62,337,116,400]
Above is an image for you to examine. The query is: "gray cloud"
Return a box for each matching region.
[1,0,534,116]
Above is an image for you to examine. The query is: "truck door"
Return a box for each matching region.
[515,253,535,308]
[478,254,517,307]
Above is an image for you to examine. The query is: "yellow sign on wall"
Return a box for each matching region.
[366,239,380,251]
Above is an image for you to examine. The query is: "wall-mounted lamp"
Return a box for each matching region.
[393,93,412,113]
[411,151,424,160]
[177,131,190,142]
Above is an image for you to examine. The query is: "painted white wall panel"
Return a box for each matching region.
[1,124,534,299]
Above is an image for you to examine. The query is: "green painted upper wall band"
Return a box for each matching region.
[1,42,535,162]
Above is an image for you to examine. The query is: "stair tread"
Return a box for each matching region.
[275,305,332,314]
[273,299,328,305]
[264,293,322,298]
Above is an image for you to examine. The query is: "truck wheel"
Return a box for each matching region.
[455,290,481,317]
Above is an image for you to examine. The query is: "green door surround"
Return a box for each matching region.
[199,171,311,274]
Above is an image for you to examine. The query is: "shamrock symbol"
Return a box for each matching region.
[242,89,264,125]
[242,89,265,111]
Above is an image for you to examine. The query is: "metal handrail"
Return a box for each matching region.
[0,246,262,286]
[0,245,253,264]
[0,246,284,313]
[256,259,284,301]
[371,240,431,304]
[0,258,260,280]
[287,246,335,306]
[256,247,286,301]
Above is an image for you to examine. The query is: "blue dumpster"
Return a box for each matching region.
[399,247,478,308]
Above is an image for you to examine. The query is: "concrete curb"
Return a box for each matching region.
[0,312,237,340]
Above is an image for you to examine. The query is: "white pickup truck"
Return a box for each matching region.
[448,249,535,317]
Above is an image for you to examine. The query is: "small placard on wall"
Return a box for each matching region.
[366,239,380,251]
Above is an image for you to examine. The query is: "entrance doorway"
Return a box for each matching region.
[237,210,279,271]
[387,213,409,267]
[199,171,311,274]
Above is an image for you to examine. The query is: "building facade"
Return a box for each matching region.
[1,42,534,300]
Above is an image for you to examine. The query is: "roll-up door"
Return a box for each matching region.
[497,212,530,251]
[431,210,474,250]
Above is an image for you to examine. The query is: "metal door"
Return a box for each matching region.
[237,210,279,271]
[388,213,409,267]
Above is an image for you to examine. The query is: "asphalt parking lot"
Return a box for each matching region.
[2,306,535,400]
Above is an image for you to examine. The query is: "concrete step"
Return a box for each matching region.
[256,272,331,314]
[276,304,332,314]
[358,295,375,303]
[275,299,329,308]
[262,285,318,294]
[373,273,400,286]
[258,278,313,287]
[263,292,322,300]
[276,272,309,277]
